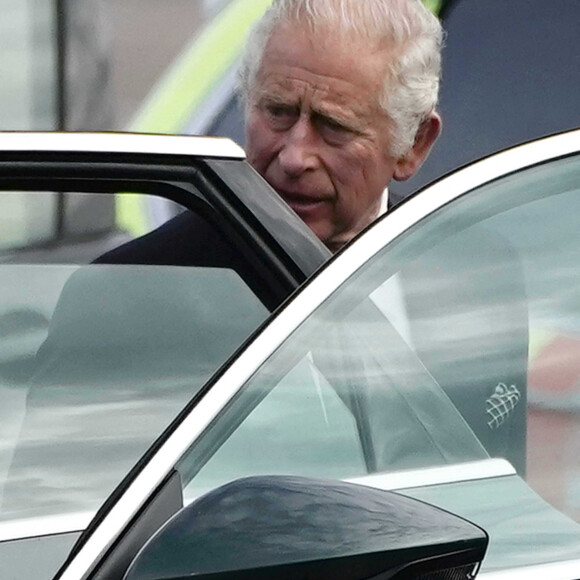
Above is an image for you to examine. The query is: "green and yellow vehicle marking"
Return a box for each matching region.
[118,0,271,236]
[130,0,272,135]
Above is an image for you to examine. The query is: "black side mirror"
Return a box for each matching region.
[125,476,487,580]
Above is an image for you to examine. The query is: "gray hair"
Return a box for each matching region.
[239,0,443,157]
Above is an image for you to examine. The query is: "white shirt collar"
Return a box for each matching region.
[378,188,389,217]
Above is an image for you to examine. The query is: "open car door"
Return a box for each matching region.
[0,131,330,580]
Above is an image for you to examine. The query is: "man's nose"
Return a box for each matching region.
[277,118,319,177]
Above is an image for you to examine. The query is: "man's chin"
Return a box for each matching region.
[302,221,342,254]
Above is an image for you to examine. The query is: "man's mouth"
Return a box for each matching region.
[278,190,331,217]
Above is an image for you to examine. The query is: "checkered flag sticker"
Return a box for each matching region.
[486,383,521,429]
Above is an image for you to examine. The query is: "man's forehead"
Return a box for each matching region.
[254,24,391,101]
[267,18,397,57]
[255,75,371,118]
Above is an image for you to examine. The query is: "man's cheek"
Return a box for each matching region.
[245,114,266,157]
[247,127,278,172]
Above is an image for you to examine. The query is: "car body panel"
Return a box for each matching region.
[0,131,245,158]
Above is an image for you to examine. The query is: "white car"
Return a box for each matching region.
[1,128,580,579]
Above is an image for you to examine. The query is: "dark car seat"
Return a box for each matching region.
[401,224,529,475]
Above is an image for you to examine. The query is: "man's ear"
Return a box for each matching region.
[392,112,442,181]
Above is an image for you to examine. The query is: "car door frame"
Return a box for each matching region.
[0,132,330,304]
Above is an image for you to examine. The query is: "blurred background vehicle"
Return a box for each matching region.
[389,0,580,204]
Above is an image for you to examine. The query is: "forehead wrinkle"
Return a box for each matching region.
[258,71,374,125]
[256,40,391,119]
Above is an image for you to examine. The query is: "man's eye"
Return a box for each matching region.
[269,105,290,117]
[318,118,353,144]
[324,118,347,132]
[265,105,297,127]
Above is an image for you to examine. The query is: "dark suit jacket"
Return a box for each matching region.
[95,210,279,310]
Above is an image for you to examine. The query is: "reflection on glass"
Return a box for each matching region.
[0,194,59,251]
[180,155,580,532]
[0,191,269,526]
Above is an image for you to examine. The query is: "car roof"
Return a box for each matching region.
[0,131,245,158]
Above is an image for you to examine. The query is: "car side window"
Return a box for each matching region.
[179,152,580,526]
[180,294,488,501]
[0,189,269,526]
[186,355,366,498]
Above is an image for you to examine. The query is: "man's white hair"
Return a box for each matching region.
[240,0,443,157]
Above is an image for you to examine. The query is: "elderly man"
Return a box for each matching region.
[9,0,449,510]
[241,0,442,252]
[99,0,442,270]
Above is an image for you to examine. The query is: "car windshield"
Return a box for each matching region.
[0,191,268,528]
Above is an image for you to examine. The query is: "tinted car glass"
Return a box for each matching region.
[0,190,268,530]
[0,193,59,250]
[173,150,580,547]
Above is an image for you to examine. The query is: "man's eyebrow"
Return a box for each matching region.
[311,108,362,132]
[255,90,364,131]
[256,91,299,107]
[313,109,349,124]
